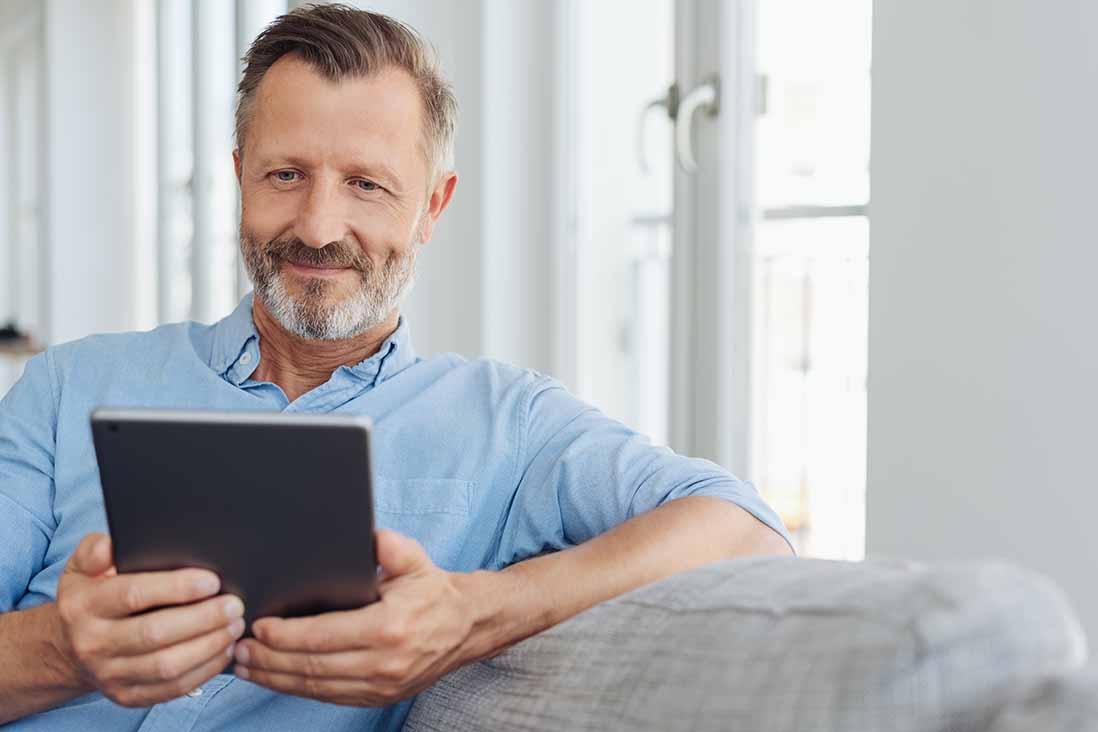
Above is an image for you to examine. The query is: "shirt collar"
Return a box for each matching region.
[210,292,418,386]
[210,292,259,376]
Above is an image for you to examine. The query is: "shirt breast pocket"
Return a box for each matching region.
[373,478,474,571]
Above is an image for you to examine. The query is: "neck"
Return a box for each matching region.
[250,297,399,403]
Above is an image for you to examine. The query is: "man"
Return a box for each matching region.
[0,4,791,730]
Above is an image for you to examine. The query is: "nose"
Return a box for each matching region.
[295,178,349,249]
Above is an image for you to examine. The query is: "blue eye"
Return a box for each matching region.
[356,179,379,192]
[274,171,298,183]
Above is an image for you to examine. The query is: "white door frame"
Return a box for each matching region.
[669,0,758,473]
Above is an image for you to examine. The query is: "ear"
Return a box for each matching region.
[417,172,458,244]
[233,148,243,185]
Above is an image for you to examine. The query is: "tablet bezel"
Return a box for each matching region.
[90,407,380,635]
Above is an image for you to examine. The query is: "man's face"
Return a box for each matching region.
[235,55,450,340]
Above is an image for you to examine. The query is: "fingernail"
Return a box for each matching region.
[235,644,250,664]
[194,573,220,595]
[234,665,250,679]
[225,642,236,657]
[228,618,245,638]
[223,596,244,619]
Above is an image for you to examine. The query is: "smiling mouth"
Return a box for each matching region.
[285,260,351,274]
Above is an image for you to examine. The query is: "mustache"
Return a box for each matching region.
[263,237,368,271]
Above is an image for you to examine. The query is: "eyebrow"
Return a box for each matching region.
[255,154,404,191]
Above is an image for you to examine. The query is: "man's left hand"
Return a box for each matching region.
[232,529,478,707]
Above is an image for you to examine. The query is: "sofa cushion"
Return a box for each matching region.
[405,557,1086,732]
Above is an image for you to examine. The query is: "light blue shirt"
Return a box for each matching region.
[0,293,790,730]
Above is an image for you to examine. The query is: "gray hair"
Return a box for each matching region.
[235,3,457,181]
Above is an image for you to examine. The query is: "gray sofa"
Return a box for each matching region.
[404,556,1096,731]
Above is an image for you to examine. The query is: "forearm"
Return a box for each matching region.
[455,496,791,663]
[0,603,91,725]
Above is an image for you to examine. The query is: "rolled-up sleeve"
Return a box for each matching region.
[0,352,59,612]
[494,376,792,567]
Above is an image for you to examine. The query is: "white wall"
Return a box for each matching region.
[868,0,1098,640]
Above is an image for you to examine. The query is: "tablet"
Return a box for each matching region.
[90,408,379,635]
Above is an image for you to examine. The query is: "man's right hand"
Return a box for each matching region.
[54,533,245,708]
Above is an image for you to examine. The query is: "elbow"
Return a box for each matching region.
[730,514,795,559]
[754,525,795,557]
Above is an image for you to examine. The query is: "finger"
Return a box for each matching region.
[111,644,236,708]
[111,594,245,655]
[102,619,243,685]
[375,529,432,579]
[234,639,381,680]
[66,533,113,577]
[88,568,222,619]
[234,666,387,706]
[252,607,376,653]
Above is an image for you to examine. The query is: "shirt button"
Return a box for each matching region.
[187,687,204,698]
[239,352,252,366]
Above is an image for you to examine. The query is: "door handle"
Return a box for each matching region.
[636,83,679,174]
[675,75,720,174]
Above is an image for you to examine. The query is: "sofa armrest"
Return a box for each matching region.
[406,556,1085,732]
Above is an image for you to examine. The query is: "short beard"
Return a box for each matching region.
[240,228,419,341]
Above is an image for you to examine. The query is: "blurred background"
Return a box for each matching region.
[2,0,1097,638]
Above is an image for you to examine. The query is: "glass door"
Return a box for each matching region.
[569,0,872,559]
[568,0,676,446]
[750,0,871,558]
[672,0,872,558]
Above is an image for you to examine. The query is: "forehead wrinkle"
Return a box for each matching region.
[245,59,427,193]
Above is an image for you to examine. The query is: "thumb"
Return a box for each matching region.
[66,533,113,577]
[375,529,432,579]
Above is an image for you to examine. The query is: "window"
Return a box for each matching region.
[0,3,46,394]
[156,0,287,325]
[751,0,872,558]
[157,0,197,323]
